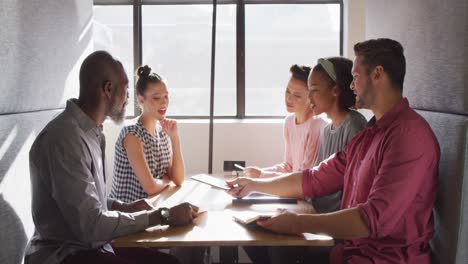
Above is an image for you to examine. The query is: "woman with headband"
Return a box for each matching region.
[307,57,367,214]
[246,57,367,264]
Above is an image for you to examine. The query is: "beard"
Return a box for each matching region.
[355,78,374,109]
[355,95,366,109]
[109,95,126,124]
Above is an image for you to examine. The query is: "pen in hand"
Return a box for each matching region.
[234,164,245,177]
[234,163,245,171]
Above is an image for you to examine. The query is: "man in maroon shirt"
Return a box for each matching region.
[228,38,440,264]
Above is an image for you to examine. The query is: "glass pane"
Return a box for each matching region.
[245,4,340,116]
[142,5,236,116]
[93,6,135,116]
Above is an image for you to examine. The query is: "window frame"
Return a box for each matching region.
[93,0,343,119]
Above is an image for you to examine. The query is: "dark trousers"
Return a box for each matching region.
[63,247,180,264]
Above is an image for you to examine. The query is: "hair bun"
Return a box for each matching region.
[137,65,152,78]
[289,64,311,83]
[290,64,300,72]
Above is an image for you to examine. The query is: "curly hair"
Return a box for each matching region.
[312,57,355,109]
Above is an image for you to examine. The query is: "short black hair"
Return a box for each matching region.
[78,50,124,103]
[354,38,406,91]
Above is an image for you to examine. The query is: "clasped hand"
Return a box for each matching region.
[147,202,199,227]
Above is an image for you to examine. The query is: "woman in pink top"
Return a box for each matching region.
[244,64,327,178]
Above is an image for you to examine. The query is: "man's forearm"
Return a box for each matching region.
[110,199,125,211]
[296,207,370,239]
[255,171,304,198]
[148,209,163,226]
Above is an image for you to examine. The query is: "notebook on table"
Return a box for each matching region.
[191,174,231,190]
[232,211,274,226]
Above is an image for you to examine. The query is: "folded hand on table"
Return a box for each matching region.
[147,202,200,227]
[256,209,302,235]
[169,202,200,226]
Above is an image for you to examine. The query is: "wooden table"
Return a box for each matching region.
[113,177,334,263]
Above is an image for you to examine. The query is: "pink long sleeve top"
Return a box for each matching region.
[260,113,327,178]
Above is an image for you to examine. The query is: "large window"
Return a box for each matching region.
[245,4,340,116]
[142,5,236,116]
[93,5,135,116]
[93,1,341,118]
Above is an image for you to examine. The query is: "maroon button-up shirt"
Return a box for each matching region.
[302,98,440,264]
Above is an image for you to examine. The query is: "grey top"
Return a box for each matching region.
[311,110,367,213]
[25,99,150,264]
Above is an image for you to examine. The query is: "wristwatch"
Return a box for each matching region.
[159,207,171,225]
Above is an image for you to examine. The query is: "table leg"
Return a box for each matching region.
[219,246,238,264]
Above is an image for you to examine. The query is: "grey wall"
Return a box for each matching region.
[0,1,93,263]
[366,1,468,264]
[366,0,468,115]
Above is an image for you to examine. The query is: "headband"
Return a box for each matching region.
[317,58,337,82]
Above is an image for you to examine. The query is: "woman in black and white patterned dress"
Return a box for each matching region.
[110,65,207,264]
[110,65,185,203]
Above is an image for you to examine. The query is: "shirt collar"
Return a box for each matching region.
[367,98,409,129]
[66,99,101,134]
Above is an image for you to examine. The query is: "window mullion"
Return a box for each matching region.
[133,0,142,116]
[236,0,245,118]
[339,0,343,55]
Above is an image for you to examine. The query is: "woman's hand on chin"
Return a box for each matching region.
[160,118,179,138]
